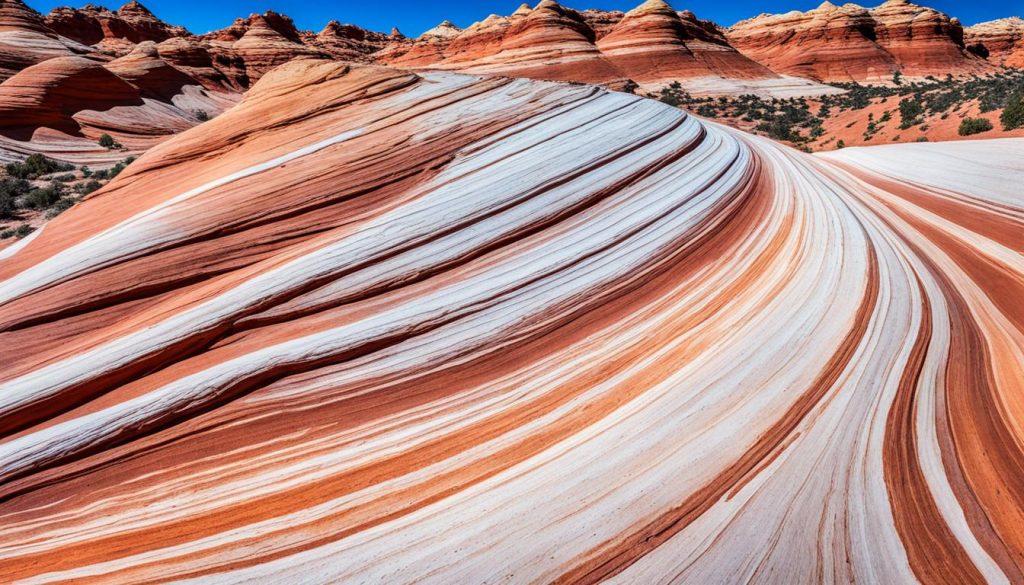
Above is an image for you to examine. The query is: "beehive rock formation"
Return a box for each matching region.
[966,17,1024,68]
[44,1,189,50]
[728,0,992,82]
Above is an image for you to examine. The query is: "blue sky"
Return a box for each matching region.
[24,0,1022,36]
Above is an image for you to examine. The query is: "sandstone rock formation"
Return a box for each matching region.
[728,0,992,82]
[44,1,189,50]
[311,20,391,61]
[0,0,89,81]
[966,17,1024,68]
[0,48,235,149]
[0,55,142,136]
[378,0,829,95]
[226,12,326,81]
[1,59,1023,583]
[596,0,776,85]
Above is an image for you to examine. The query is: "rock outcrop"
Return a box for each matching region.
[0,55,142,136]
[225,12,326,81]
[44,1,189,50]
[311,20,391,61]
[728,0,992,82]
[1,59,1023,585]
[0,0,89,81]
[379,0,813,94]
[596,0,775,85]
[966,17,1024,68]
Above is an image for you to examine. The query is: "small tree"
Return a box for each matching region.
[958,117,993,136]
[892,70,903,86]
[836,139,846,149]
[98,134,120,149]
[1001,92,1024,131]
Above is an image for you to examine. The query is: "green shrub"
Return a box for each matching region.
[80,166,92,177]
[958,117,993,136]
[45,197,77,219]
[194,109,210,122]
[0,177,30,219]
[74,179,103,196]
[25,181,66,209]
[5,154,74,179]
[899,98,924,129]
[0,228,14,239]
[98,133,121,149]
[836,140,846,149]
[15,223,34,238]
[1001,93,1024,131]
[696,104,717,118]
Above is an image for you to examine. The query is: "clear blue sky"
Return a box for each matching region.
[24,0,1021,36]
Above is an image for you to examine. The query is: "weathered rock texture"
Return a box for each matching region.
[966,17,1024,68]
[1,59,1023,583]
[728,0,994,82]
[44,1,189,50]
[0,0,90,81]
[596,0,776,85]
[378,0,826,95]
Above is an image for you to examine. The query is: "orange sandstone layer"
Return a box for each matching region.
[727,0,994,82]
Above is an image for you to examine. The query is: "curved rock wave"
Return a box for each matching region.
[0,60,1021,584]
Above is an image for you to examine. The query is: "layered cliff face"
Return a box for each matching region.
[966,17,1024,68]
[1,59,1023,584]
[227,13,326,81]
[728,0,992,82]
[378,0,828,95]
[437,0,631,87]
[312,20,392,61]
[0,0,90,81]
[43,1,189,53]
[596,0,775,84]
[869,0,990,77]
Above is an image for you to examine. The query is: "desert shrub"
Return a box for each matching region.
[1001,93,1024,131]
[74,179,103,196]
[194,109,210,122]
[899,98,924,129]
[45,197,77,219]
[657,82,690,107]
[836,140,846,149]
[958,117,993,136]
[80,166,92,177]
[98,134,122,149]
[15,223,34,238]
[696,104,717,118]
[25,181,66,209]
[5,154,74,179]
[0,177,30,219]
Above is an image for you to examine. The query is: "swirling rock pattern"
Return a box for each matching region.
[0,0,89,82]
[0,60,1022,584]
